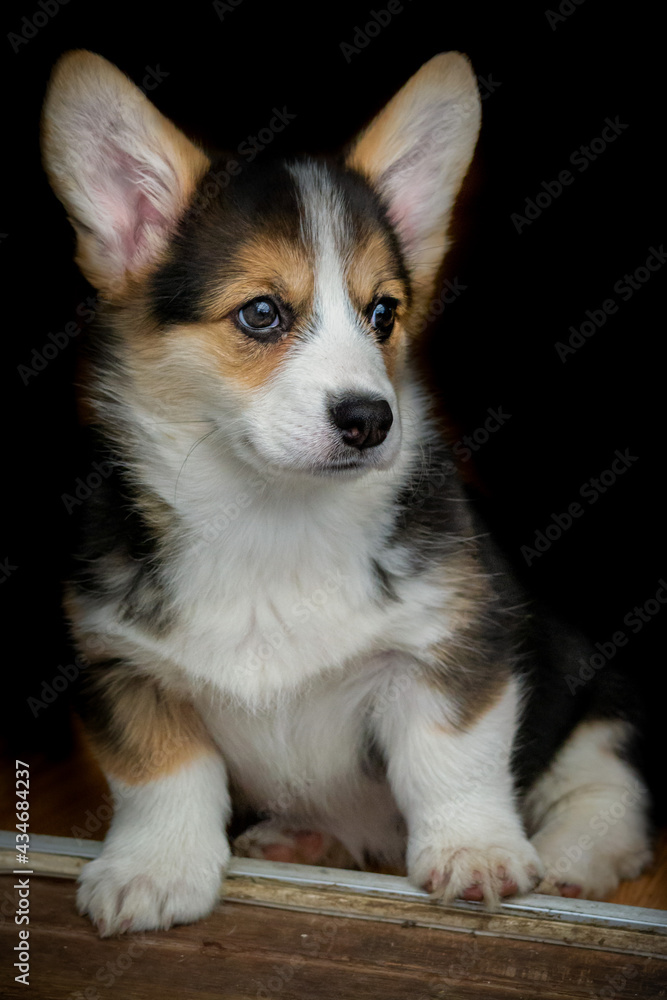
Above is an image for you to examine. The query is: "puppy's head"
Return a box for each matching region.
[42,51,480,478]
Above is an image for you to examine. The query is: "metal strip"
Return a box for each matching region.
[1,829,666,956]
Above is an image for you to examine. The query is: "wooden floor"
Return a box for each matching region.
[1,722,666,999]
[1,875,666,1000]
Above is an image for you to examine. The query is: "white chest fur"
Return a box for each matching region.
[166,494,447,704]
[169,504,392,702]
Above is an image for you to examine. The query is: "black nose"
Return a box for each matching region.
[330,398,393,450]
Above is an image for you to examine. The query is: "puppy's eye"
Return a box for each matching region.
[370,297,397,340]
[236,297,283,338]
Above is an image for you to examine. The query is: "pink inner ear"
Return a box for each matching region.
[128,191,169,261]
[93,145,173,271]
[387,194,420,252]
[380,120,450,254]
[384,153,443,256]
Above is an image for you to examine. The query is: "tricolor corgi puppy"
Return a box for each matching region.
[42,50,653,936]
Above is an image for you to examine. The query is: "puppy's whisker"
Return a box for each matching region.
[173,427,220,502]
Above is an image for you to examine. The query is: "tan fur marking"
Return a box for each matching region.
[119,313,295,395]
[345,230,409,379]
[204,235,314,320]
[163,233,315,392]
[346,231,405,304]
[381,323,407,381]
[426,553,513,729]
[83,667,215,785]
[346,224,430,347]
[428,646,511,731]
[185,321,297,391]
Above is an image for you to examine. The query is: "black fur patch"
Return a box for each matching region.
[360,714,388,782]
[463,519,650,794]
[427,615,516,730]
[512,606,649,795]
[69,427,176,635]
[371,558,398,603]
[388,436,474,569]
[150,156,303,326]
[70,657,127,757]
[331,162,412,305]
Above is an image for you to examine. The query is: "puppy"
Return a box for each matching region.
[41,50,653,935]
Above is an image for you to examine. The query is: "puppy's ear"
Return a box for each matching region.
[346,52,480,307]
[41,51,211,298]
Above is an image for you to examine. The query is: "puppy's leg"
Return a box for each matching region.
[525,718,653,899]
[374,668,542,908]
[75,661,230,935]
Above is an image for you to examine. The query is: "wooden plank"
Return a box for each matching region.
[1,877,666,1000]
[1,834,665,959]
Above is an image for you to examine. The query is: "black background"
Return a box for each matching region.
[1,2,664,809]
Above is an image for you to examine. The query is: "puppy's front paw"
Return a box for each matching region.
[409,835,543,909]
[77,839,230,936]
